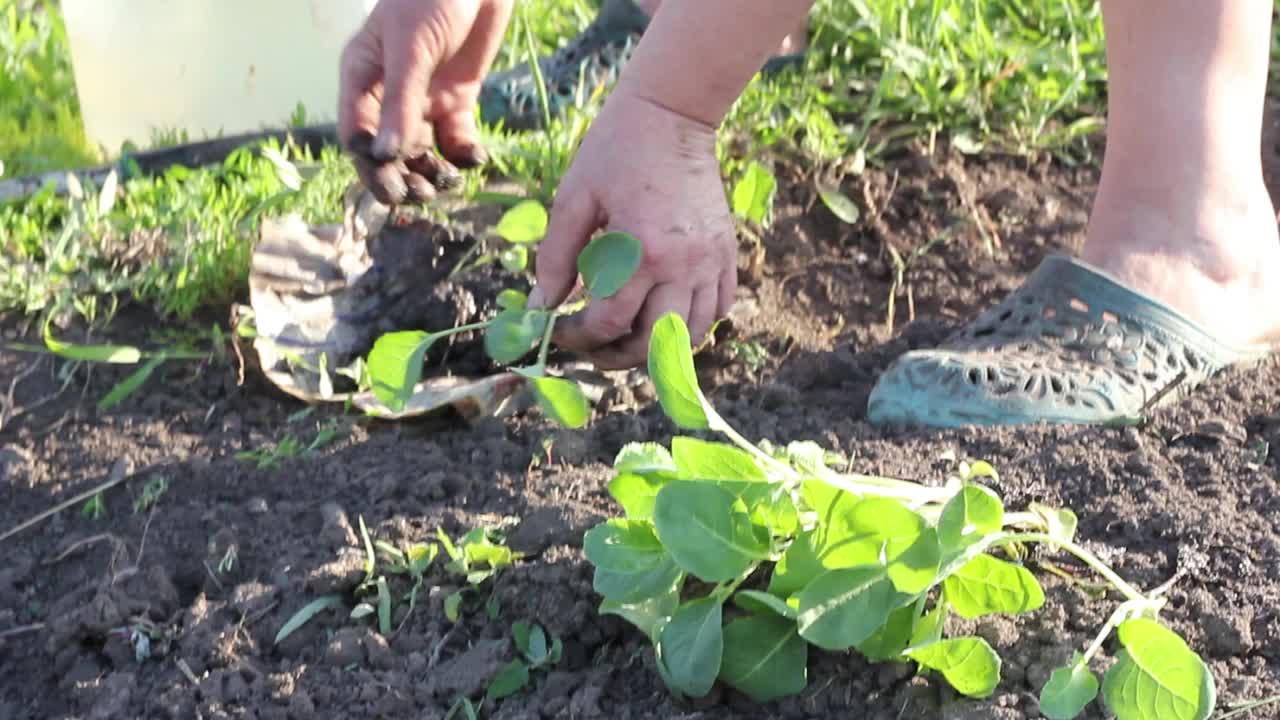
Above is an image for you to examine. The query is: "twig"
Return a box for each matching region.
[44,533,126,565]
[0,622,46,640]
[0,470,140,545]
[175,657,201,685]
[136,504,157,566]
[202,560,226,592]
[428,623,461,670]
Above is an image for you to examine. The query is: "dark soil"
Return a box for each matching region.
[3,121,1280,720]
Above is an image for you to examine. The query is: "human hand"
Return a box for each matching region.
[528,91,739,370]
[338,0,513,204]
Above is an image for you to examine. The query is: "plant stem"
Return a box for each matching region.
[1077,599,1144,666]
[1003,532,1150,603]
[534,312,558,370]
[712,564,758,603]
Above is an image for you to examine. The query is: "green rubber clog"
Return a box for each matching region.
[866,255,1274,428]
[479,0,806,131]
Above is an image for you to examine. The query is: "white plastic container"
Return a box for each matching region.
[61,0,375,155]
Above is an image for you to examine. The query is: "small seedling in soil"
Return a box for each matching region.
[486,621,563,703]
[235,419,341,469]
[365,223,643,428]
[438,526,522,623]
[80,492,106,520]
[582,312,1216,720]
[132,474,168,514]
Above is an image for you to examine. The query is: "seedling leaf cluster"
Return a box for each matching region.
[582,313,1215,720]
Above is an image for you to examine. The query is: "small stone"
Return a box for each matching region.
[324,628,366,667]
[431,638,509,698]
[246,497,269,515]
[318,503,358,549]
[362,631,395,670]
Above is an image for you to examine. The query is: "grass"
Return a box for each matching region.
[0,0,1238,334]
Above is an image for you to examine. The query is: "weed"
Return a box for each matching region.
[131,474,168,514]
[582,312,1215,719]
[80,492,105,520]
[726,339,770,374]
[235,419,342,469]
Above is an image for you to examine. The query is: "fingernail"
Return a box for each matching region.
[372,130,401,161]
[526,286,546,309]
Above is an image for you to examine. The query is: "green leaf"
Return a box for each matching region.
[444,590,464,622]
[796,566,908,650]
[909,600,947,648]
[1102,618,1215,720]
[601,585,680,642]
[719,613,807,702]
[274,595,343,644]
[484,309,548,364]
[671,436,768,482]
[767,531,826,598]
[43,325,141,364]
[367,330,436,412]
[486,659,530,701]
[1040,660,1100,720]
[908,637,1002,698]
[943,554,1045,619]
[376,576,392,635]
[98,353,166,410]
[648,313,710,430]
[816,184,860,225]
[856,604,916,662]
[733,590,797,620]
[530,376,589,428]
[938,485,1005,551]
[496,289,528,310]
[1030,502,1079,544]
[653,481,769,583]
[815,497,940,593]
[731,161,777,225]
[499,244,529,272]
[657,598,724,697]
[583,520,683,603]
[494,199,548,244]
[614,443,677,476]
[608,473,665,520]
[578,231,643,299]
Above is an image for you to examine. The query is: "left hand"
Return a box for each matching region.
[527,90,739,370]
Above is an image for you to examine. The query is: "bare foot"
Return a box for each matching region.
[1081,182,1280,348]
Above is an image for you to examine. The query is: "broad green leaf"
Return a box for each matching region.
[943,554,1044,619]
[583,520,683,603]
[499,244,529,272]
[578,231,643,299]
[367,330,435,411]
[671,436,768,482]
[43,325,141,364]
[486,659,530,701]
[750,488,800,536]
[1040,660,1100,720]
[731,161,777,225]
[817,184,860,225]
[1030,502,1079,544]
[648,313,710,430]
[614,443,678,476]
[274,595,343,644]
[608,473,665,520]
[767,531,825,598]
[658,598,724,697]
[496,288,528,310]
[494,200,548,244]
[719,613,807,702]
[444,590,464,622]
[938,485,1005,551]
[856,604,916,662]
[801,478,859,529]
[484,309,548,364]
[98,353,166,410]
[530,376,589,428]
[733,590,797,620]
[653,481,769,582]
[796,566,907,650]
[1102,618,1215,720]
[908,637,1001,698]
[601,586,680,641]
[816,497,939,593]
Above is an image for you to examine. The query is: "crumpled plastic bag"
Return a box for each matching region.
[233,184,531,420]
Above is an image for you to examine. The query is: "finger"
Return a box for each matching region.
[528,189,602,310]
[587,283,692,371]
[363,158,410,205]
[404,173,436,204]
[717,262,737,319]
[554,274,654,354]
[405,152,462,192]
[337,31,382,146]
[374,21,437,160]
[434,109,488,169]
[687,285,718,348]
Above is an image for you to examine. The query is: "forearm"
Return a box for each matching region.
[613,0,814,127]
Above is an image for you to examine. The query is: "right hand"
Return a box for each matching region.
[338,0,513,204]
